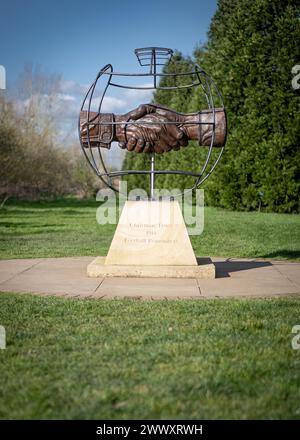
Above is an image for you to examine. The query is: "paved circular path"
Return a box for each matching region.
[0,257,299,299]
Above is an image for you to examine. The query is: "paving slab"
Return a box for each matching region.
[197,276,299,298]
[0,257,299,299]
[0,258,41,284]
[198,258,300,297]
[272,263,300,288]
[0,257,102,297]
[95,277,200,299]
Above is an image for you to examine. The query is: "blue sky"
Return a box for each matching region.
[0,0,217,153]
[1,0,216,84]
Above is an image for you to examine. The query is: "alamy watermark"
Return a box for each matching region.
[0,325,6,349]
[292,64,300,90]
[291,325,300,350]
[0,65,6,90]
[95,181,204,236]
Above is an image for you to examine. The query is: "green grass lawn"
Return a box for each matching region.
[0,198,299,260]
[0,199,299,419]
[0,293,300,419]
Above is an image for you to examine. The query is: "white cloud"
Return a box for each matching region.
[85,95,127,113]
[97,96,127,113]
[123,83,154,103]
[57,93,76,102]
[60,79,88,96]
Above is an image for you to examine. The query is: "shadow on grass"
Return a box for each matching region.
[4,198,99,209]
[259,250,300,260]
[0,222,65,228]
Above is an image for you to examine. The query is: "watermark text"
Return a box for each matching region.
[0,65,6,90]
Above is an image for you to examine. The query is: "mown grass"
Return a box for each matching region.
[0,200,299,419]
[0,293,300,419]
[0,198,299,260]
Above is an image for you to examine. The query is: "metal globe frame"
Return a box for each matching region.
[78,47,226,199]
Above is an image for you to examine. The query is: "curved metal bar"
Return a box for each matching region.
[194,64,226,189]
[193,70,216,189]
[78,79,102,177]
[109,81,201,90]
[98,169,203,178]
[94,65,121,192]
[88,120,215,127]
[87,66,111,173]
[196,145,225,187]
[79,58,226,199]
[98,70,203,77]
[194,64,211,109]
[78,65,118,192]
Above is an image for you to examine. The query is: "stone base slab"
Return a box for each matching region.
[87,256,215,279]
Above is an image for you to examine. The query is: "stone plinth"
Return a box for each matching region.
[88,200,215,279]
[105,200,197,266]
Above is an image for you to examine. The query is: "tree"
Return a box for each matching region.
[194,0,300,212]
[122,0,300,212]
[0,95,74,201]
[14,64,64,145]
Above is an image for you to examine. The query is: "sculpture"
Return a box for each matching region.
[78,47,227,278]
[80,104,226,153]
[78,47,227,198]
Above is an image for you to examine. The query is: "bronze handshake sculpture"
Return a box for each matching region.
[80,103,226,154]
